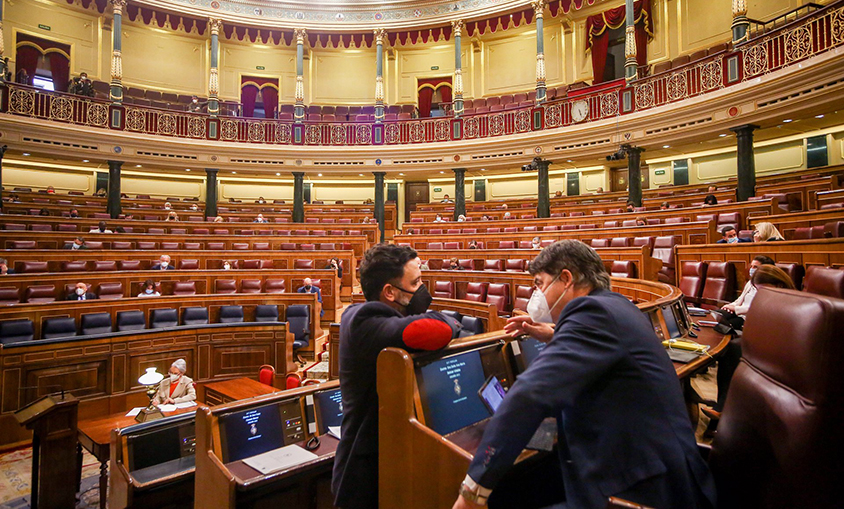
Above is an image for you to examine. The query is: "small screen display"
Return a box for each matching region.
[519,337,547,368]
[662,306,682,339]
[479,376,506,414]
[219,402,285,463]
[416,349,491,436]
[127,420,195,472]
[314,388,343,435]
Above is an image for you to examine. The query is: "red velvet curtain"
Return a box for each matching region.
[48,53,70,92]
[15,46,40,85]
[241,85,259,118]
[439,85,452,104]
[418,77,452,117]
[418,87,434,118]
[586,0,652,83]
[260,86,278,119]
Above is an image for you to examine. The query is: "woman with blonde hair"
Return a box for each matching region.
[753,222,784,242]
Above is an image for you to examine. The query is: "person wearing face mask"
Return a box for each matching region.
[138,279,160,297]
[333,244,461,509]
[222,260,233,270]
[716,225,750,244]
[297,277,324,318]
[66,282,98,301]
[152,254,175,270]
[66,237,87,250]
[153,359,196,406]
[453,240,715,509]
[187,96,203,113]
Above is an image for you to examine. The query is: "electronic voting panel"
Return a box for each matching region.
[217,398,304,463]
[414,343,510,436]
[124,413,197,483]
[313,388,343,435]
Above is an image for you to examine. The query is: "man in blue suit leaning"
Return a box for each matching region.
[453,240,716,509]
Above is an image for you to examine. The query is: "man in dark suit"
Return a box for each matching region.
[453,240,716,509]
[0,258,16,275]
[333,244,461,509]
[717,225,751,244]
[66,282,98,301]
[297,278,324,318]
[151,254,175,270]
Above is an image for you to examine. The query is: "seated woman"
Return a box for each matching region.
[753,222,785,242]
[703,194,718,206]
[137,279,160,297]
[153,359,196,406]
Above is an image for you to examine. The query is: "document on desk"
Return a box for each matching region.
[242,445,319,475]
[125,407,145,417]
[175,401,197,409]
[327,426,342,440]
[157,404,177,412]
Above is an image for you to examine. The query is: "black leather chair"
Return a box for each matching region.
[254,305,279,322]
[116,310,146,331]
[287,305,310,352]
[81,313,112,335]
[219,305,244,323]
[181,307,209,325]
[459,316,484,337]
[0,319,35,344]
[41,317,78,339]
[150,308,179,329]
[440,310,463,322]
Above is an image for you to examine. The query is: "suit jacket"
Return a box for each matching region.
[66,292,98,301]
[297,285,324,317]
[467,289,716,509]
[155,375,196,404]
[151,264,175,270]
[716,238,751,243]
[332,302,460,509]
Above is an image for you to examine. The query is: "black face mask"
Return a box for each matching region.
[304,285,312,291]
[394,284,432,316]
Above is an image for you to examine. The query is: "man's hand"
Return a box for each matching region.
[504,315,554,343]
[164,397,175,405]
[721,303,736,312]
[452,495,486,509]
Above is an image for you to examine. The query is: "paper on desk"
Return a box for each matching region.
[327,426,341,440]
[242,445,319,475]
[125,407,144,417]
[175,401,197,409]
[157,404,177,412]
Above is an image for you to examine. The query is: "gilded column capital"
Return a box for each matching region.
[732,0,747,17]
[374,28,386,44]
[208,18,223,36]
[294,28,307,44]
[451,19,464,35]
[532,0,546,18]
[110,0,127,15]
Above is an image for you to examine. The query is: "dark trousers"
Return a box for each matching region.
[715,337,742,412]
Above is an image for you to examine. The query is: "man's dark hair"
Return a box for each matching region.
[360,244,418,301]
[75,236,84,242]
[720,225,737,235]
[753,255,775,265]
[529,240,611,290]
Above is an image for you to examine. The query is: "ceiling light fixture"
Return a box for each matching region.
[22,153,30,156]
[815,114,825,119]
[185,168,191,171]
[782,119,793,123]
[232,171,237,174]
[276,172,281,176]
[82,159,89,163]
[663,145,670,149]
[719,134,727,137]
[136,164,142,167]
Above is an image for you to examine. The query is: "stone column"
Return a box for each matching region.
[731,124,759,201]
[110,0,127,103]
[536,158,551,218]
[374,171,386,243]
[205,169,218,218]
[294,28,307,122]
[453,168,466,220]
[627,146,644,207]
[452,20,464,117]
[624,0,638,82]
[293,172,305,223]
[0,146,6,212]
[207,18,222,116]
[107,160,122,219]
[732,0,750,44]
[0,1,6,82]
[374,29,386,123]
[533,1,547,103]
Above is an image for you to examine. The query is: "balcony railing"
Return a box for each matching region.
[2,1,842,147]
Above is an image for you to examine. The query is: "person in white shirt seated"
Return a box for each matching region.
[90,220,113,234]
[440,194,453,203]
[434,214,445,223]
[153,359,196,406]
[254,213,268,223]
[138,279,160,297]
[721,255,775,318]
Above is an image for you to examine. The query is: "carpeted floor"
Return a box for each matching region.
[0,447,102,509]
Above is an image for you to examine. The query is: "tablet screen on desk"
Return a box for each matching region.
[314,388,343,435]
[415,348,491,436]
[126,418,195,472]
[661,306,683,339]
[219,402,285,463]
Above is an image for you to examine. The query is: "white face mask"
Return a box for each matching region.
[727,236,738,244]
[160,261,169,268]
[170,373,180,382]
[76,288,85,296]
[749,267,757,278]
[526,275,569,325]
[223,263,231,270]
[145,288,154,294]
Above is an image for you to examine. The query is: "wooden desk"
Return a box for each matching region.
[204,377,280,406]
[78,406,196,509]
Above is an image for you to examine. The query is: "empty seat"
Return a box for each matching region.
[264,279,286,293]
[633,236,656,251]
[160,242,180,250]
[295,260,314,269]
[116,311,146,331]
[486,283,510,314]
[61,261,88,272]
[433,281,454,299]
[0,286,21,305]
[824,221,844,238]
[31,224,52,232]
[610,261,637,278]
[679,261,708,300]
[621,220,638,227]
[610,237,631,247]
[80,313,112,335]
[255,305,279,322]
[172,281,197,296]
[519,241,533,249]
[215,279,237,294]
[591,239,609,248]
[96,282,124,300]
[240,279,262,293]
[3,223,27,231]
[119,260,142,271]
[513,285,534,312]
[219,305,244,323]
[150,308,179,329]
[25,285,56,303]
[653,236,678,284]
[287,305,310,350]
[179,259,199,270]
[499,241,516,249]
[10,240,37,249]
[459,316,484,338]
[182,307,209,325]
[505,259,526,272]
[465,282,488,302]
[700,261,736,308]
[803,266,844,299]
[484,260,503,271]
[112,241,133,250]
[0,319,35,344]
[41,317,78,339]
